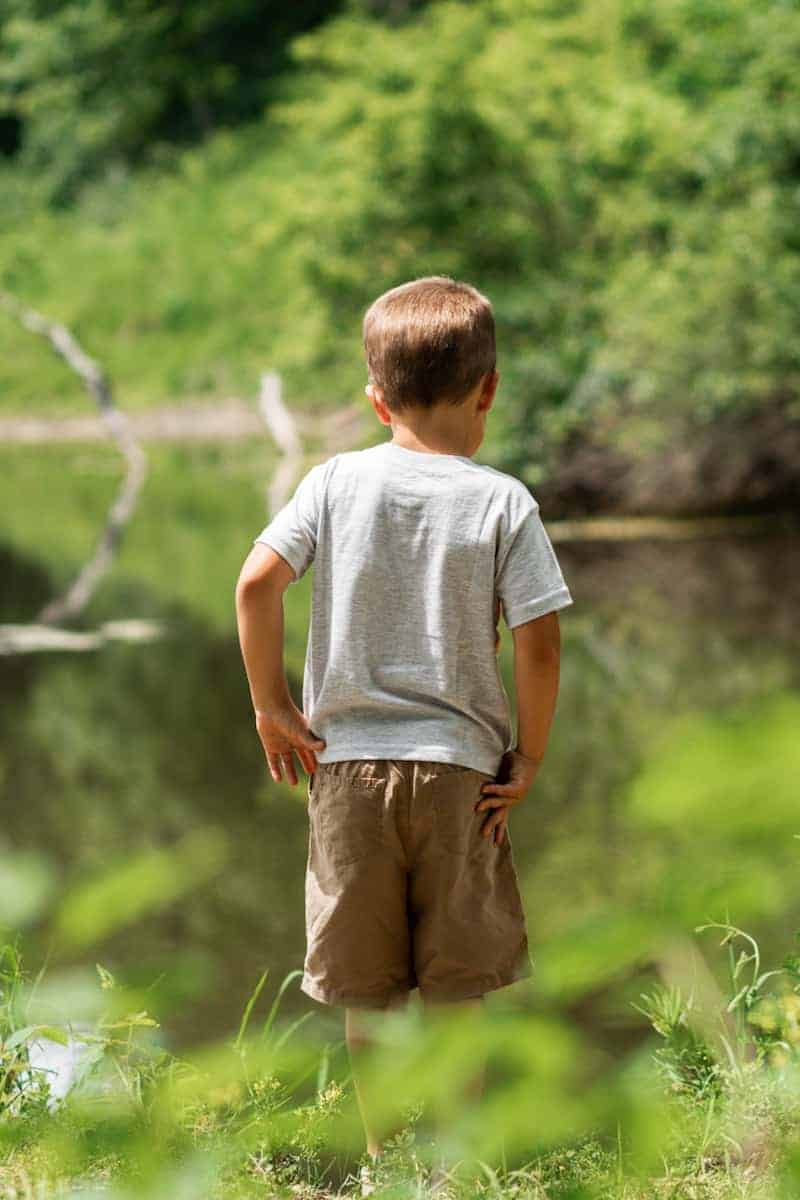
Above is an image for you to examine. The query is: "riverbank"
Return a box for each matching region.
[537,398,800,519]
[1,394,798,528]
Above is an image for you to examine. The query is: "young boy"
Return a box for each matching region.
[235,276,573,1173]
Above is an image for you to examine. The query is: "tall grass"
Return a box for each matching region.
[4,917,800,1198]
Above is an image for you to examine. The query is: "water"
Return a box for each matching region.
[2,532,798,1053]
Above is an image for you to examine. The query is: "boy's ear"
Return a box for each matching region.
[479,369,499,409]
[366,381,392,426]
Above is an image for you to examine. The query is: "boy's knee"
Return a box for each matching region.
[422,993,484,1011]
[346,995,408,1043]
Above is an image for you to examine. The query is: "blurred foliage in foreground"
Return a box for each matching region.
[1,0,799,486]
[2,691,800,1197]
[5,919,800,1197]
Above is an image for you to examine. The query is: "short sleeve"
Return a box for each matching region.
[495,495,573,628]
[253,462,326,583]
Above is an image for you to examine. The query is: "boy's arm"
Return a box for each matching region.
[475,611,562,843]
[235,543,326,785]
[479,491,571,842]
[510,610,561,767]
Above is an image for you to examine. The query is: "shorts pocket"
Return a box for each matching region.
[430,767,493,857]
[314,774,385,869]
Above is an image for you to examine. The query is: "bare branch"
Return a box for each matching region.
[0,290,148,624]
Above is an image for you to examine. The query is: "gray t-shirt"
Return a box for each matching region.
[253,440,573,776]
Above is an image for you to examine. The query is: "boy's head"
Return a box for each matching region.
[363,275,496,413]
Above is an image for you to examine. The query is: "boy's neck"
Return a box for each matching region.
[387,412,480,459]
[369,371,494,458]
[389,433,473,457]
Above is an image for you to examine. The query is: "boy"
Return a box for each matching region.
[235,276,573,1175]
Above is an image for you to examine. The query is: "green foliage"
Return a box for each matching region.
[627,692,800,840]
[623,692,800,926]
[0,852,55,931]
[1,0,798,481]
[633,984,724,1101]
[0,0,347,206]
[54,828,230,950]
[269,0,800,473]
[4,680,800,1191]
[6,918,800,1197]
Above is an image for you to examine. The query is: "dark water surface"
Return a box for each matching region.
[3,532,799,1052]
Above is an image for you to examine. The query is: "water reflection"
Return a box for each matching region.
[2,533,798,1051]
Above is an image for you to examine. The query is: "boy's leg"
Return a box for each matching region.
[347,994,485,1162]
[418,994,487,1182]
[346,992,411,1159]
[420,994,486,1105]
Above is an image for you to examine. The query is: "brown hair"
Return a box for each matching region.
[362,275,496,412]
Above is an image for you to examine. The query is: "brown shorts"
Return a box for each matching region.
[300,759,532,1009]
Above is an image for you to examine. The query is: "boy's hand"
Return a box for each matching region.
[255,701,326,784]
[475,749,541,846]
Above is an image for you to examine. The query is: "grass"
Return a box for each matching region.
[0,126,363,421]
[4,920,800,1198]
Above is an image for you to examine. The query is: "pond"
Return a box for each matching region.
[2,527,799,1056]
